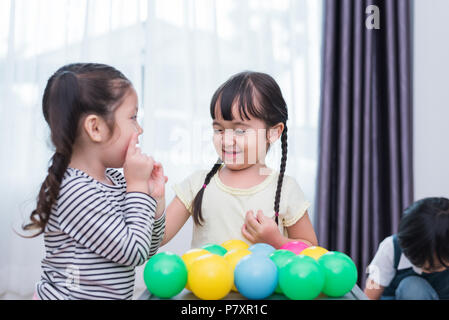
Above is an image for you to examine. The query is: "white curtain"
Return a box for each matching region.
[0,0,322,299]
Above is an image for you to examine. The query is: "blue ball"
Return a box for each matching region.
[248,243,276,256]
[234,254,278,299]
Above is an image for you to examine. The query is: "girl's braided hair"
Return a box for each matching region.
[22,63,131,237]
[192,71,288,226]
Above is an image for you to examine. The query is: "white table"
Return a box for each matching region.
[138,285,368,300]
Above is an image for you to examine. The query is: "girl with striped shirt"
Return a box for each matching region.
[23,63,166,300]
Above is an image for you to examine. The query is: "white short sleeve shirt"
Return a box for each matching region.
[367,235,423,287]
[173,164,311,249]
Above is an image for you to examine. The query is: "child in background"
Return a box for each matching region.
[364,197,449,300]
[23,63,167,300]
[161,71,318,249]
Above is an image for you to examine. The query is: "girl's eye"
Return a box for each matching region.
[234,128,246,135]
[131,115,138,120]
[213,128,223,134]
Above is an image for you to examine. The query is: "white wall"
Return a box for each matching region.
[413,0,449,200]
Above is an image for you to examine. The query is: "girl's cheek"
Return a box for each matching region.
[213,135,222,150]
[249,143,261,164]
[213,137,225,160]
[244,133,259,153]
[122,134,134,157]
[121,143,129,160]
[254,135,269,161]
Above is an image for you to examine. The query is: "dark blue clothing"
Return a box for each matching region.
[382,235,449,299]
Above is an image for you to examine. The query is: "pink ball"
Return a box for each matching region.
[280,241,309,255]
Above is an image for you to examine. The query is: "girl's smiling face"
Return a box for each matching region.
[212,102,278,171]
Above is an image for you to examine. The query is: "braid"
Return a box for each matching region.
[274,125,288,225]
[21,63,131,238]
[209,71,289,225]
[192,159,223,226]
[23,152,71,236]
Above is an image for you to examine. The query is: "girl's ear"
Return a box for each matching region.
[82,114,110,143]
[267,122,285,144]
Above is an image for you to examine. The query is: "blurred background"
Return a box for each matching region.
[0,0,322,299]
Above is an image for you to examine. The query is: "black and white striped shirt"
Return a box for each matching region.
[36,168,165,300]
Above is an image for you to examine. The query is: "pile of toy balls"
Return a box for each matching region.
[143,239,358,300]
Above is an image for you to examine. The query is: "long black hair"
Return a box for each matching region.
[191,71,288,226]
[22,63,132,237]
[398,197,449,270]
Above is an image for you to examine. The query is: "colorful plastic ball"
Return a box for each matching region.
[280,241,310,255]
[143,252,188,299]
[301,246,329,260]
[269,249,297,294]
[234,254,278,299]
[248,243,276,256]
[221,239,250,252]
[182,248,211,267]
[188,254,233,300]
[318,251,358,297]
[201,243,228,256]
[279,255,324,300]
[224,248,252,292]
[181,248,210,291]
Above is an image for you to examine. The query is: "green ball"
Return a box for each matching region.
[143,252,187,298]
[201,243,228,256]
[269,249,297,294]
[279,255,324,300]
[318,251,358,297]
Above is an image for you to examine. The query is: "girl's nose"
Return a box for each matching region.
[223,129,235,146]
[137,124,143,135]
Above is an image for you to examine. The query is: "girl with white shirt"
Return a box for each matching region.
[161,71,318,249]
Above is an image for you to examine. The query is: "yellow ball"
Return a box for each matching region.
[181,249,210,291]
[224,248,252,292]
[301,246,329,260]
[188,254,233,300]
[221,239,249,252]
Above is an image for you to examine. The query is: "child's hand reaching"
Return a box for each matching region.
[148,161,168,219]
[148,161,168,200]
[123,132,154,194]
[241,210,283,247]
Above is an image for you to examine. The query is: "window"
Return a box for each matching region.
[0,0,323,299]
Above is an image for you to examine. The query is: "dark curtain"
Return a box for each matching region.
[315,0,414,288]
